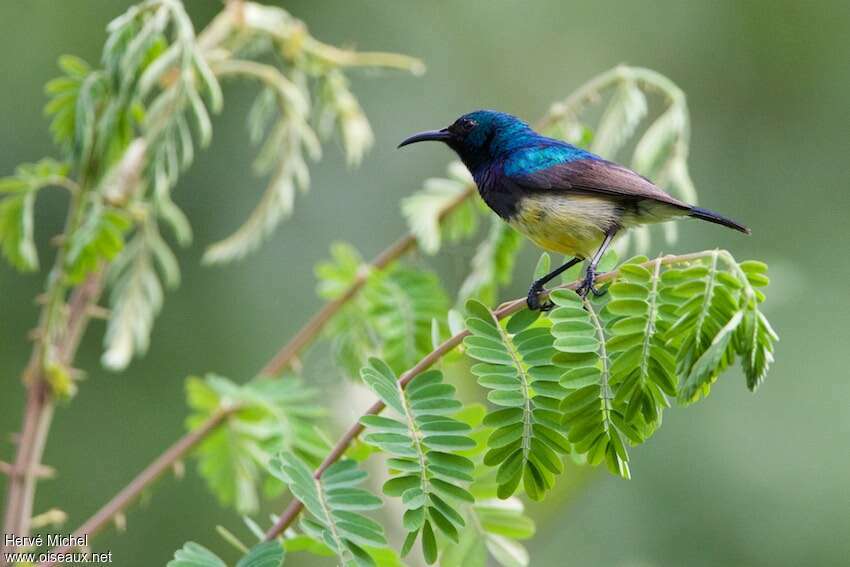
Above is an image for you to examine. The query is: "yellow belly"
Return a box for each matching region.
[508,194,618,258]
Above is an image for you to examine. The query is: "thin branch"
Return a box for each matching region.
[235,2,424,74]
[1,272,105,561]
[39,407,237,566]
[1,381,55,554]
[263,250,716,539]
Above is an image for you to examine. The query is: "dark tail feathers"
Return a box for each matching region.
[689,206,750,234]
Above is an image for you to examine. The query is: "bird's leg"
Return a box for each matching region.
[526,257,582,311]
[577,230,617,299]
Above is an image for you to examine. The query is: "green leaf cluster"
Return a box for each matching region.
[186,374,326,514]
[44,55,94,156]
[664,253,777,403]
[735,261,777,390]
[201,5,421,264]
[314,242,450,377]
[549,252,777,478]
[360,359,475,564]
[269,453,386,566]
[453,252,777,491]
[364,266,449,374]
[101,220,178,370]
[10,0,420,371]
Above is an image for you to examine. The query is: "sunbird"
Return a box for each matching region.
[399,110,749,310]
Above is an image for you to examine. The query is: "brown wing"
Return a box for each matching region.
[510,158,691,211]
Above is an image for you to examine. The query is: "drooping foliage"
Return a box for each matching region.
[185,374,327,514]
[665,253,777,402]
[314,242,450,377]
[0,0,423,375]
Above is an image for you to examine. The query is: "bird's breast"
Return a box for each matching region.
[507,193,622,258]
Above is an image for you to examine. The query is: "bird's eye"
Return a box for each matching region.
[449,118,478,134]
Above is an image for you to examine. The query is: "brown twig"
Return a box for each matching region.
[1,272,105,565]
[262,251,714,539]
[39,407,237,566]
[1,382,54,549]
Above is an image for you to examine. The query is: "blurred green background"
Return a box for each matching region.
[2,1,849,565]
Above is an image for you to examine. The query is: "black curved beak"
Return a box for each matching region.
[397,128,452,149]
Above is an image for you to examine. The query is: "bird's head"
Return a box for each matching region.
[398,110,533,170]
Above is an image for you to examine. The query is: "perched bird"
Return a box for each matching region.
[399,110,749,310]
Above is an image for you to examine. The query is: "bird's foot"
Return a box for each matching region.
[526,282,554,311]
[576,268,606,299]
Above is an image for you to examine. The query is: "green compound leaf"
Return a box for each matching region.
[101,221,179,370]
[665,250,748,404]
[551,290,630,479]
[313,242,380,377]
[236,541,285,567]
[315,245,452,379]
[269,453,386,567]
[364,265,450,375]
[463,299,568,499]
[603,257,677,441]
[167,542,226,567]
[734,260,779,391]
[360,358,475,564]
[44,55,93,156]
